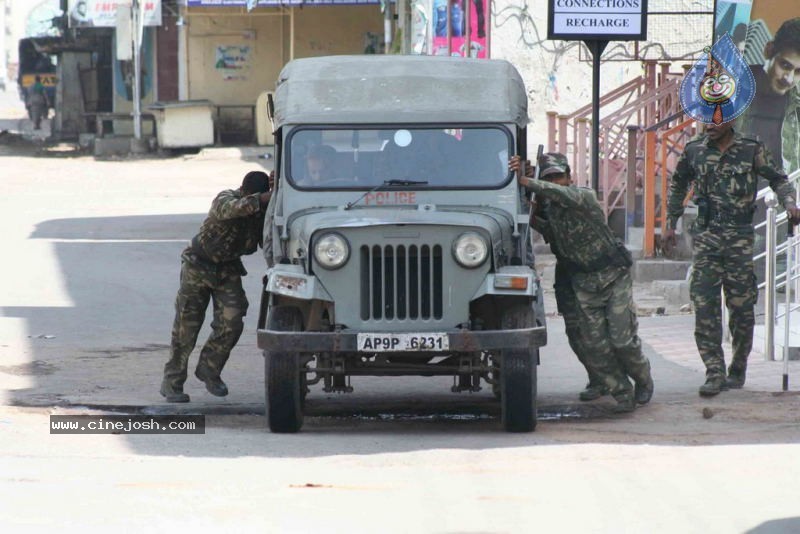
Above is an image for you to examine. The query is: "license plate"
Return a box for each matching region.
[357,333,449,352]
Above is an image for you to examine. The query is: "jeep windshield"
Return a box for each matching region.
[286,126,512,190]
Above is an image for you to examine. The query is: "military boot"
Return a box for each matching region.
[698,376,729,397]
[578,381,609,402]
[195,365,229,397]
[634,376,654,405]
[612,393,636,413]
[726,365,746,389]
[160,379,190,403]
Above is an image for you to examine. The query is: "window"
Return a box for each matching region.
[287,126,512,189]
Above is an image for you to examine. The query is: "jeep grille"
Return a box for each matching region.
[359,244,443,320]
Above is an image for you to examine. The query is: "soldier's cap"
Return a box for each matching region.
[538,152,569,178]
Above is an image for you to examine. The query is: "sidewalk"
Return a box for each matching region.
[536,251,800,394]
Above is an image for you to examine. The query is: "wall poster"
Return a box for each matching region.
[430,0,489,58]
[714,0,800,172]
[215,45,253,82]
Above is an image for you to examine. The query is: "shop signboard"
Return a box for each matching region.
[547,0,648,41]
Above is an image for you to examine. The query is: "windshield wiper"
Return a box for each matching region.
[344,179,428,210]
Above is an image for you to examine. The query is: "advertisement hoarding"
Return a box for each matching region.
[732,0,800,172]
[68,0,162,28]
[431,0,489,58]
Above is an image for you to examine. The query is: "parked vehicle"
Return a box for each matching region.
[258,56,547,432]
[17,38,57,118]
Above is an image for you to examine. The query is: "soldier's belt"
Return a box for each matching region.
[709,209,753,225]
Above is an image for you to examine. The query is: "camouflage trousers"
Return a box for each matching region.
[690,230,756,380]
[554,264,604,388]
[571,266,652,400]
[163,260,248,389]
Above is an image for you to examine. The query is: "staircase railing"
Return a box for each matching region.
[547,61,686,219]
[642,113,698,256]
[757,169,800,361]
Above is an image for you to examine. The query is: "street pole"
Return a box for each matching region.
[784,221,796,391]
[384,0,392,53]
[132,0,142,140]
[585,39,608,193]
[464,0,471,57]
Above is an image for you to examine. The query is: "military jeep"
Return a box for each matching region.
[257,56,547,432]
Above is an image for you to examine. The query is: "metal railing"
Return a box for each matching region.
[642,113,697,256]
[757,169,800,361]
[547,61,685,218]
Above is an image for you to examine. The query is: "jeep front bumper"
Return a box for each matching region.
[257,325,547,352]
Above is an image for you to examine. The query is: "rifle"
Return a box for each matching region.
[521,144,544,265]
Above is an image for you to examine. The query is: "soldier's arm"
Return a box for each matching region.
[530,214,553,242]
[755,144,797,211]
[666,150,695,229]
[523,179,598,212]
[209,190,263,220]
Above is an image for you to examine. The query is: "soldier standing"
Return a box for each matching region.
[665,119,800,396]
[160,171,273,403]
[514,153,654,412]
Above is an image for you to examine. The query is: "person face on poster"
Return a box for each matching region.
[762,18,800,96]
[70,0,93,27]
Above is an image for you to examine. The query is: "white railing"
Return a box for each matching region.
[758,168,800,361]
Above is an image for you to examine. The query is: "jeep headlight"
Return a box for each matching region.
[452,232,488,268]
[314,233,350,269]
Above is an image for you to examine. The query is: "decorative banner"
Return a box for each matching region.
[68,0,162,28]
[410,0,432,55]
[680,34,755,124]
[114,28,154,101]
[431,0,488,58]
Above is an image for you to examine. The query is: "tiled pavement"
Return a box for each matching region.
[638,314,800,394]
[536,254,800,395]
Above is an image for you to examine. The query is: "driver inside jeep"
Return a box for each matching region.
[299,144,337,185]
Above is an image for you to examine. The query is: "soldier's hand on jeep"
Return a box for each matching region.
[268,170,275,191]
[509,156,534,187]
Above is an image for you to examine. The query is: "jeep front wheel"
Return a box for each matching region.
[264,305,305,433]
[500,305,538,432]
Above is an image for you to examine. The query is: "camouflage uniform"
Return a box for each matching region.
[530,214,605,395]
[163,189,266,391]
[523,156,653,406]
[667,132,797,384]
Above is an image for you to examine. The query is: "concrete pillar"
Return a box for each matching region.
[54,52,92,140]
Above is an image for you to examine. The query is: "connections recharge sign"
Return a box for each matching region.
[548,0,648,41]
